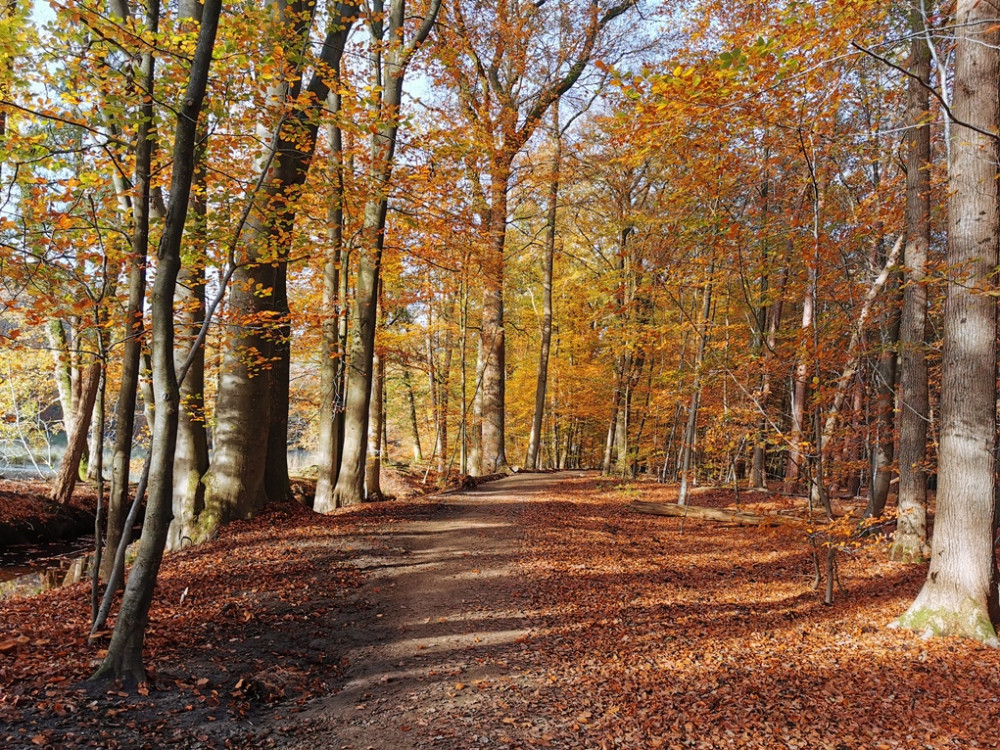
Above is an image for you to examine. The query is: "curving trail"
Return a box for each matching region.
[272,471,583,750]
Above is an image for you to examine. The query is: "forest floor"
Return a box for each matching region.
[2,472,999,749]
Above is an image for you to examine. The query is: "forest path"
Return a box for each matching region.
[272,470,587,750]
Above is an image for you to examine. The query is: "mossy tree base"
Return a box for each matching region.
[894,599,999,646]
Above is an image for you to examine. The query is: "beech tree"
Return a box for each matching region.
[95,0,221,683]
[887,0,931,561]
[200,0,358,530]
[435,0,636,474]
[322,0,443,508]
[896,0,1000,643]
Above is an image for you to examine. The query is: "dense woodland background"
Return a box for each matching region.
[2,0,1000,681]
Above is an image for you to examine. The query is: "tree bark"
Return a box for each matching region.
[750,264,787,488]
[890,1,932,561]
[480,164,509,474]
[51,362,100,505]
[329,0,441,506]
[897,0,1000,642]
[365,289,385,500]
[166,0,210,550]
[785,262,814,493]
[93,0,220,683]
[403,367,423,462]
[204,1,356,526]
[313,91,348,513]
[678,266,714,506]
[526,103,560,471]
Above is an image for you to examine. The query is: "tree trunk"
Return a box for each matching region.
[365,290,385,500]
[614,352,633,476]
[93,0,219,683]
[678,267,714,506]
[436,301,453,476]
[105,114,149,572]
[332,212,385,505]
[167,0,210,548]
[785,265,814,493]
[897,0,1000,642]
[48,319,81,464]
[51,362,101,505]
[313,90,348,513]
[425,300,440,463]
[602,360,624,475]
[527,103,560,471]
[403,367,423,462]
[890,1,932,561]
[204,1,356,526]
[867,310,899,514]
[328,0,440,507]
[333,0,440,507]
[265,259,291,503]
[480,162,509,474]
[750,264,787,488]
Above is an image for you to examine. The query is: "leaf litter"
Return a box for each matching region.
[1,472,998,749]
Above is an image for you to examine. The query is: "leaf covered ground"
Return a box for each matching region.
[1,472,998,749]
[0,481,97,547]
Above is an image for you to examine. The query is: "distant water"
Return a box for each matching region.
[0,539,95,598]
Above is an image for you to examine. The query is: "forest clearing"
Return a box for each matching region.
[4,472,999,750]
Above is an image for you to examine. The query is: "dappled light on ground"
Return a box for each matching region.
[1,473,996,748]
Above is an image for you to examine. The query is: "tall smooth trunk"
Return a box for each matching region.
[167,0,210,548]
[365,294,385,500]
[314,92,347,513]
[480,166,509,473]
[205,2,355,526]
[785,265,814,493]
[897,0,1000,642]
[94,0,220,682]
[526,105,559,471]
[678,269,714,506]
[891,3,932,560]
[327,0,440,506]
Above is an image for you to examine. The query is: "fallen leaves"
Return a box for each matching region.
[2,473,999,750]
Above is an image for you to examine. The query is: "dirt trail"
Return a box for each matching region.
[258,471,583,749]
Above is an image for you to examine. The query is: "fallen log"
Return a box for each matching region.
[630,500,802,526]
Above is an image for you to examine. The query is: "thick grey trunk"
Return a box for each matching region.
[334,226,384,505]
[206,1,356,524]
[167,256,209,548]
[365,297,385,500]
[480,170,508,474]
[897,0,1000,642]
[325,0,440,507]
